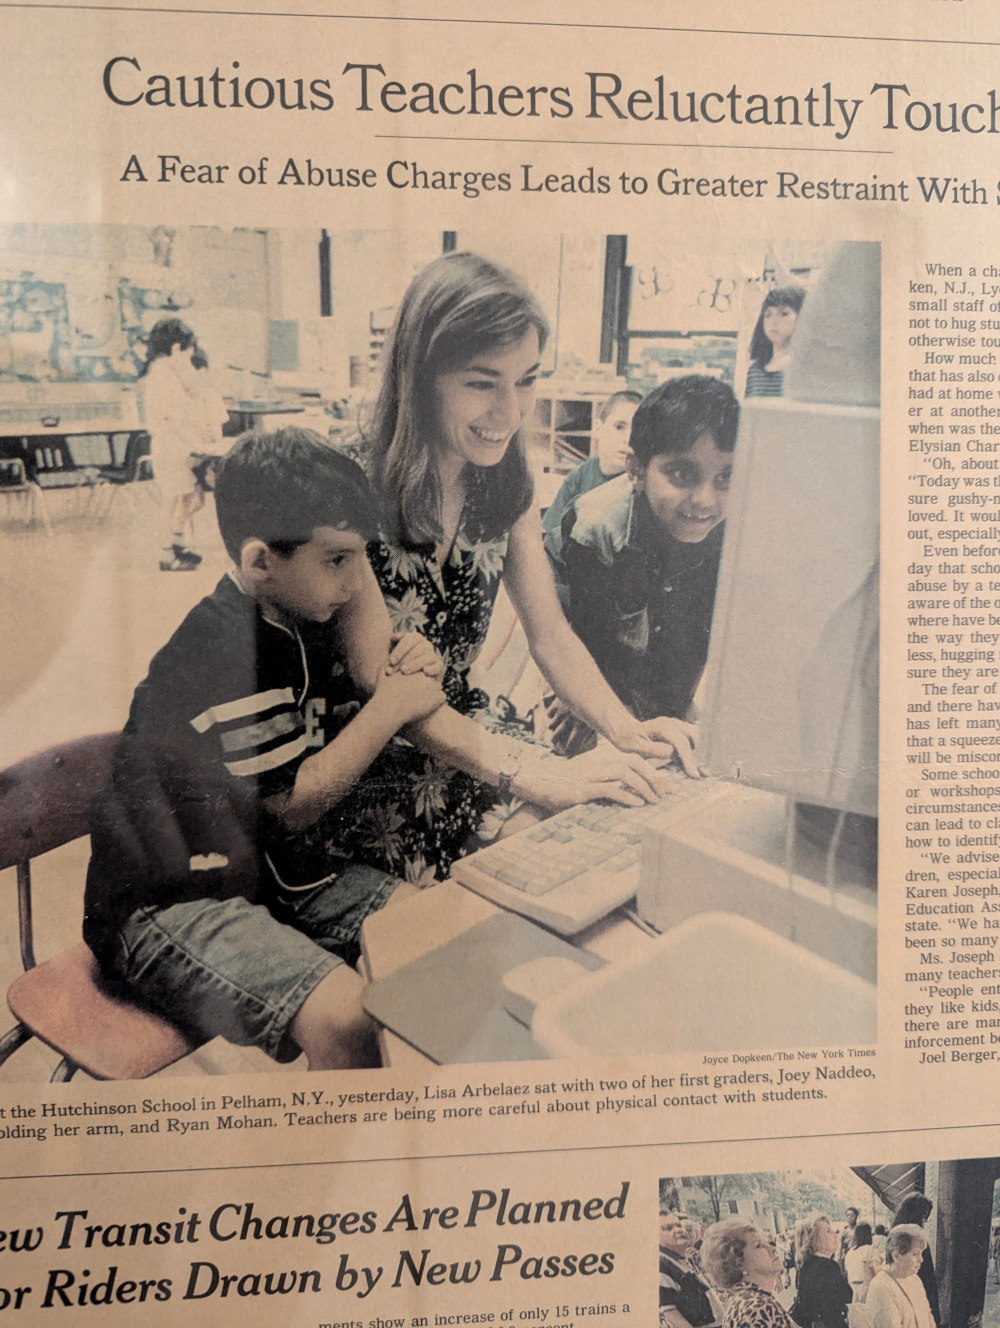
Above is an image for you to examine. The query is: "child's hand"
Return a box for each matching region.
[631,716,700,777]
[612,716,701,778]
[386,631,444,678]
[543,692,596,757]
[376,668,447,726]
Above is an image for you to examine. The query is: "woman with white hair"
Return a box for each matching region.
[701,1218,793,1328]
[865,1226,934,1328]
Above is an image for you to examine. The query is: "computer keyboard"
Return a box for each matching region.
[449,770,714,934]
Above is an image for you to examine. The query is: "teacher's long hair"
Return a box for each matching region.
[366,251,547,546]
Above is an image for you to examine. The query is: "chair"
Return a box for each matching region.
[0,457,53,536]
[27,436,102,517]
[0,734,196,1082]
[96,429,152,484]
[95,430,157,517]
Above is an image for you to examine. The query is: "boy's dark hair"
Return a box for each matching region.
[597,389,642,423]
[629,374,739,466]
[214,427,382,562]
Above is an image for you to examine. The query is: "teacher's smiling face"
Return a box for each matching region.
[432,327,541,470]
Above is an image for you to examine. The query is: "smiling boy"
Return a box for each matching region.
[543,375,738,734]
[83,428,445,1071]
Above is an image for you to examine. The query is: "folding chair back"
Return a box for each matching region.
[0,734,196,1081]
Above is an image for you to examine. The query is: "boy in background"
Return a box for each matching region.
[543,376,738,764]
[542,390,642,566]
[84,428,445,1070]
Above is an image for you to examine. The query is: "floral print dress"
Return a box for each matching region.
[318,490,539,887]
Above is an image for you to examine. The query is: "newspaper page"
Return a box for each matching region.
[1,0,999,1324]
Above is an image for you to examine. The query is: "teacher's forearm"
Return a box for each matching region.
[275,691,421,832]
[529,626,638,748]
[402,706,512,787]
[403,705,562,807]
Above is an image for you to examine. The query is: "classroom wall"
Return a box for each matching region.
[0,224,269,386]
[0,227,820,401]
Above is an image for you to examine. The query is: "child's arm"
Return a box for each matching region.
[270,666,445,833]
[271,561,445,833]
[325,537,661,811]
[505,503,701,775]
[333,556,442,692]
[333,557,396,695]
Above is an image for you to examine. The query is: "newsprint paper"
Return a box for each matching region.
[3,1,1000,1324]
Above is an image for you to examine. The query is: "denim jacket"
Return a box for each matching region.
[545,474,724,721]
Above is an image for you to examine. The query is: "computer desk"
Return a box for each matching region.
[223,402,305,435]
[358,878,652,1070]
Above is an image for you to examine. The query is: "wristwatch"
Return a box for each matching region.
[497,748,522,801]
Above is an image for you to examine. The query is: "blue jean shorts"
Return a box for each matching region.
[109,863,399,1062]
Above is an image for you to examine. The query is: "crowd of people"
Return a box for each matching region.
[659,1198,940,1328]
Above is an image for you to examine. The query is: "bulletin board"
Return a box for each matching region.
[0,225,269,384]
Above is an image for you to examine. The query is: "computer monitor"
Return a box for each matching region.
[700,242,880,823]
[634,243,879,974]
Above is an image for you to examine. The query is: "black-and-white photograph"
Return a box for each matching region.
[659,1159,1000,1328]
[0,226,879,1080]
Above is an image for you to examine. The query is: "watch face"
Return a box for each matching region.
[498,754,521,798]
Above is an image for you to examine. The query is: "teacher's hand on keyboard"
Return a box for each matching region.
[514,746,666,812]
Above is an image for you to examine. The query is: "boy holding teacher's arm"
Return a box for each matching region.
[83,429,445,1071]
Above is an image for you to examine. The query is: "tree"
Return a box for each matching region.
[660,1179,681,1212]
[689,1175,753,1223]
[793,1178,844,1218]
[745,1172,802,1228]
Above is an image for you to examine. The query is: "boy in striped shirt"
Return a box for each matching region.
[84,429,445,1071]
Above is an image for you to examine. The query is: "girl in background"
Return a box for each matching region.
[140,317,209,571]
[186,346,231,511]
[745,286,805,398]
[844,1222,880,1303]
